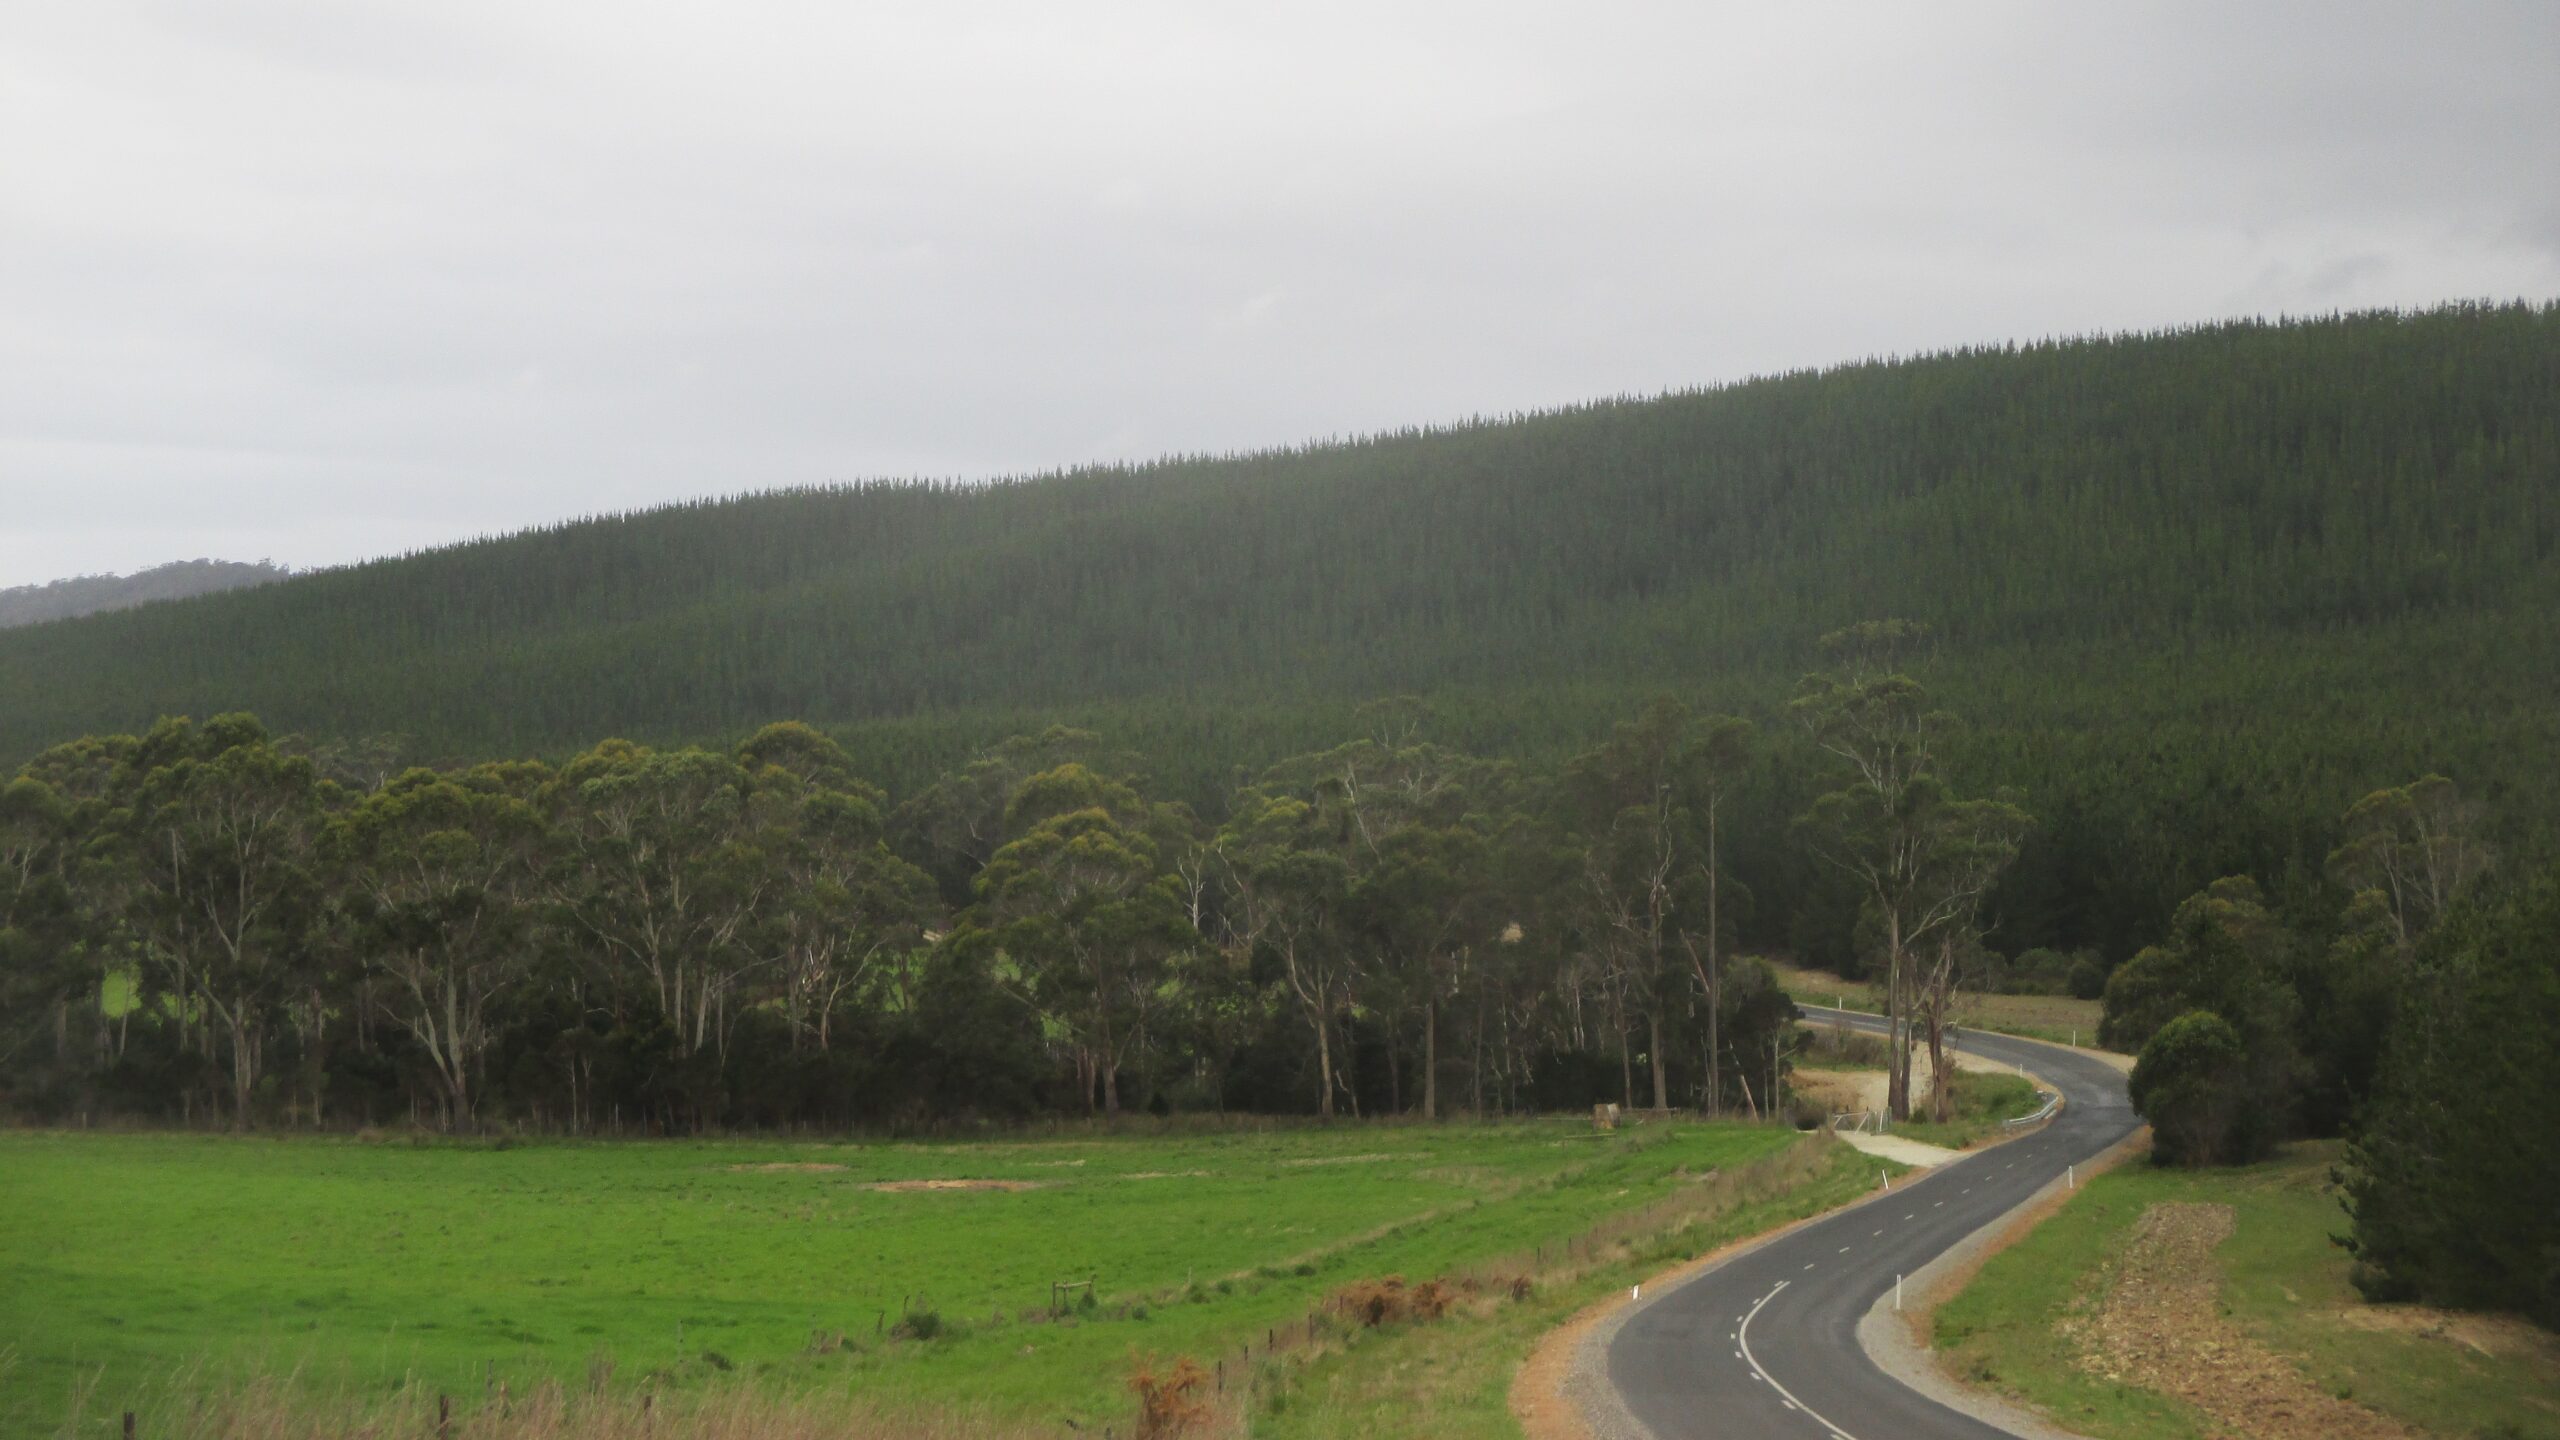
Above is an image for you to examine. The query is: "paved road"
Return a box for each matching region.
[1604,1010,2139,1440]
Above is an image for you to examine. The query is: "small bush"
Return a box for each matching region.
[897,1308,944,1341]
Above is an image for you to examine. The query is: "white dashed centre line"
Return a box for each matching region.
[1735,1280,1862,1440]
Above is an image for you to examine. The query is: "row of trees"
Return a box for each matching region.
[0,633,2030,1136]
[2105,778,2558,1326]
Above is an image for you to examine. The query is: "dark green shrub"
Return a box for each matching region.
[2129,1010,2260,1165]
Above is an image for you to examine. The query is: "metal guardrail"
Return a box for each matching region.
[2003,1091,2062,1127]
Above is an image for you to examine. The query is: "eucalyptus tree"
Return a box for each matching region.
[1351,821,1499,1117]
[1258,725,1487,1114]
[118,714,327,1129]
[1213,788,1353,1118]
[891,726,1116,903]
[737,724,938,1056]
[1567,699,1757,1112]
[1793,623,2027,1120]
[0,772,78,1089]
[329,763,546,1130]
[976,762,1192,1117]
[543,740,773,1092]
[2329,775,2493,957]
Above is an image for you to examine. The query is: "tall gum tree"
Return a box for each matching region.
[330,763,545,1131]
[122,715,324,1130]
[977,763,1192,1118]
[1793,623,2027,1121]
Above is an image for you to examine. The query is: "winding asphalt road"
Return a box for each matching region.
[1603,1010,2139,1440]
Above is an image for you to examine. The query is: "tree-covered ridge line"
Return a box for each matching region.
[0,303,2550,760]
[0,558,290,629]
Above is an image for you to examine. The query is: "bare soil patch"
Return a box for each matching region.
[2067,1202,2417,1440]
[1280,1152,1405,1167]
[865,1178,1043,1193]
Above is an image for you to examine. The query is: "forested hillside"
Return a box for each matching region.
[0,559,288,628]
[0,304,2552,960]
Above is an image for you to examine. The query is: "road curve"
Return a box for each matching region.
[1601,1009,2138,1440]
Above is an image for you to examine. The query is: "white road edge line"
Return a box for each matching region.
[1737,1281,1859,1440]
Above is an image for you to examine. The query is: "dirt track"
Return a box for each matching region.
[2067,1202,2417,1440]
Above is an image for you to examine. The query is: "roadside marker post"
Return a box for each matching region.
[1895,1274,1903,1311]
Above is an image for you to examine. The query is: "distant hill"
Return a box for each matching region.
[0,559,290,629]
[0,303,2552,956]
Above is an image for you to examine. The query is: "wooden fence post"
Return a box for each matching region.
[436,1394,450,1440]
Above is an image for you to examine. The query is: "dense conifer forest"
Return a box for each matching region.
[2,303,2551,965]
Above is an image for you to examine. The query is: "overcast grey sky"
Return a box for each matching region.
[3,2,2555,588]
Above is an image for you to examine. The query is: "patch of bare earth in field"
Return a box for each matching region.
[2067,1202,2416,1440]
[865,1178,1042,1193]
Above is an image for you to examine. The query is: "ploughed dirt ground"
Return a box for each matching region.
[2064,1202,2418,1440]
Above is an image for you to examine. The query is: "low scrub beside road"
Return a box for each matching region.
[0,1120,1821,1438]
[1932,1141,2560,1440]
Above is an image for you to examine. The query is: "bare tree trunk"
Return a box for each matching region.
[1315,1014,1335,1121]
[1706,796,1722,1116]
[1469,996,1484,1117]
[1648,1008,1669,1111]
[1884,912,1912,1122]
[1422,998,1438,1121]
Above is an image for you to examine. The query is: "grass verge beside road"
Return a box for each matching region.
[1255,1138,1900,1439]
[1932,1141,2560,1440]
[1888,1073,2045,1152]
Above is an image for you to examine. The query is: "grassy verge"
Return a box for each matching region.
[1245,1139,1901,1438]
[1770,959,2108,1050]
[0,1120,1825,1439]
[1889,1073,2044,1152]
[1933,1141,2560,1440]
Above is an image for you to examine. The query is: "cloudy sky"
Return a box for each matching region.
[4,2,2555,588]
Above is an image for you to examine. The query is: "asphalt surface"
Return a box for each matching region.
[1604,1010,2139,1440]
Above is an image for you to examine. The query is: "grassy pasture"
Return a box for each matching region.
[0,1120,1809,1437]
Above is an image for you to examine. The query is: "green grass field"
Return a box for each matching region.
[1933,1142,2560,1440]
[0,1121,1819,1438]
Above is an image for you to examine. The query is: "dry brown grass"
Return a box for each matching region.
[60,1369,1055,1440]
[1768,959,2109,1048]
[1126,1352,1216,1438]
[1326,1275,1468,1329]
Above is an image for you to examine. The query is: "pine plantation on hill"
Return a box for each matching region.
[0,302,2552,958]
